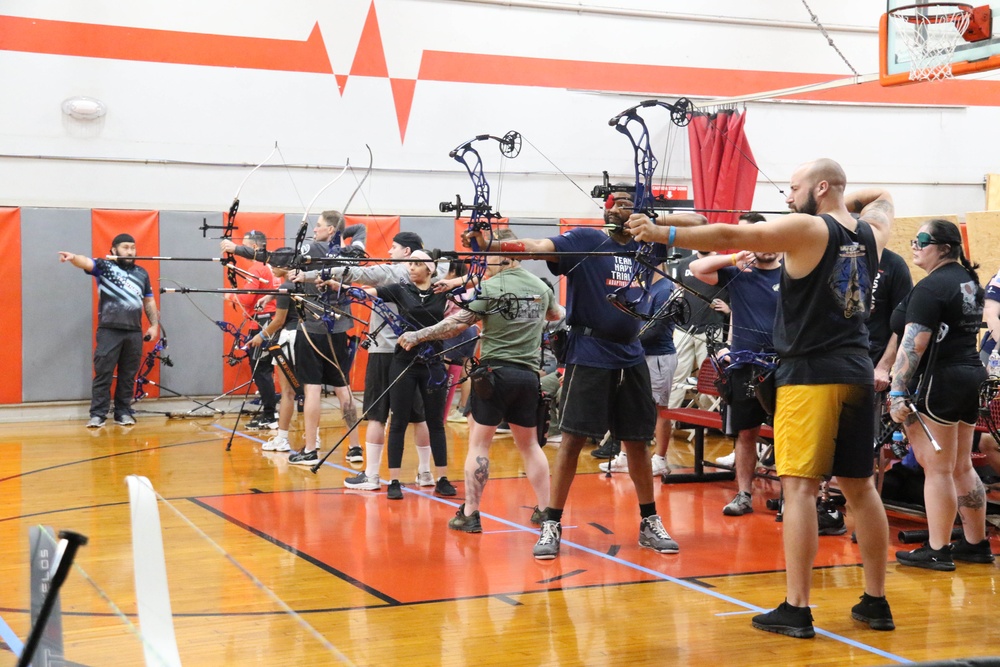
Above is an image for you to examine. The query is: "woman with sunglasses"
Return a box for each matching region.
[888,219,993,570]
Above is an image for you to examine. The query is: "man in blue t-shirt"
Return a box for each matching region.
[59,233,159,428]
[691,212,781,517]
[477,191,706,559]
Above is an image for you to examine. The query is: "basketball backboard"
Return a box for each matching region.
[880,2,1000,85]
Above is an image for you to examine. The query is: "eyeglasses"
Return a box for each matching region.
[910,232,943,250]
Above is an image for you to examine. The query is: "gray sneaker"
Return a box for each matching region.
[415,471,435,487]
[533,520,562,560]
[115,414,136,426]
[87,416,106,428]
[723,491,754,516]
[344,471,380,490]
[639,515,679,553]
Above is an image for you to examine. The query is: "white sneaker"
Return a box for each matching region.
[598,451,629,473]
[651,454,670,476]
[415,471,435,487]
[262,436,291,452]
[714,451,736,466]
[344,472,380,490]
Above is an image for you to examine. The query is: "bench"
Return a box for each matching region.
[660,358,774,484]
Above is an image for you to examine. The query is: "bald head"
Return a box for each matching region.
[787,158,847,216]
[805,159,846,194]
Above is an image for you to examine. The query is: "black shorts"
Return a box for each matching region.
[470,362,540,427]
[362,352,425,423]
[560,362,656,441]
[722,367,769,434]
[294,329,350,387]
[922,364,986,425]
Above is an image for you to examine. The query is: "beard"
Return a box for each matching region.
[116,256,135,268]
[604,208,628,231]
[796,191,818,216]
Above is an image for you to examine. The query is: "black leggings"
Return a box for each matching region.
[387,357,448,469]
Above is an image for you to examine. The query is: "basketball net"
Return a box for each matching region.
[889,5,972,81]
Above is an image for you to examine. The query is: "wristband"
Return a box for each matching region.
[498,240,525,253]
[731,254,739,266]
[667,226,677,245]
[888,391,907,397]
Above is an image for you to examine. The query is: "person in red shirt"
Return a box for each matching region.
[222,230,279,429]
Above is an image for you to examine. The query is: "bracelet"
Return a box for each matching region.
[731,254,739,266]
[888,391,907,397]
[667,226,677,245]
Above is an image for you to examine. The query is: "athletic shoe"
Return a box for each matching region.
[415,471,435,487]
[346,446,364,463]
[530,506,545,525]
[435,476,457,497]
[757,441,775,469]
[495,422,511,434]
[851,593,895,631]
[714,451,735,466]
[288,449,318,466]
[533,520,561,560]
[817,499,847,536]
[599,451,629,473]
[949,537,995,563]
[638,515,680,553]
[447,409,467,423]
[87,416,106,428]
[651,454,670,476]
[896,543,955,571]
[546,432,563,444]
[723,491,754,516]
[246,414,276,430]
[115,414,136,426]
[448,504,482,533]
[752,601,815,639]
[262,435,291,452]
[344,472,380,491]
[590,437,621,459]
[386,480,403,500]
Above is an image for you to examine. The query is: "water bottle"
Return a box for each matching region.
[989,350,1000,379]
[890,430,907,459]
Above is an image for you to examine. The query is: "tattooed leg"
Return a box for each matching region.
[465,455,490,515]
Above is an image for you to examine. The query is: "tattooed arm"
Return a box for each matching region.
[846,187,894,254]
[888,322,932,423]
[397,309,481,351]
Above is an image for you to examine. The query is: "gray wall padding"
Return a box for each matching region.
[157,211,225,397]
[23,208,94,401]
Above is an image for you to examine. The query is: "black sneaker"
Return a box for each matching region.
[530,506,545,525]
[817,499,847,536]
[590,437,621,459]
[851,593,895,631]
[448,504,482,533]
[288,448,318,466]
[435,476,457,496]
[751,601,815,639]
[346,446,364,463]
[246,414,277,430]
[387,480,403,500]
[896,543,955,571]
[949,537,995,563]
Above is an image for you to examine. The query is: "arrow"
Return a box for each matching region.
[0,15,333,74]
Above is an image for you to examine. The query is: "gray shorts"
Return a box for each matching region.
[646,353,678,407]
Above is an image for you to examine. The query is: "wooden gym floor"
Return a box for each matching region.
[0,405,998,666]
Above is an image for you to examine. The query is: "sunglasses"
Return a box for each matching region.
[910,232,944,250]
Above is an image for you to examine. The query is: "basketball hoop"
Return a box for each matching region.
[888,2,973,81]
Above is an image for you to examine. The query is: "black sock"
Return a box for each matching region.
[639,502,657,520]
[546,508,564,523]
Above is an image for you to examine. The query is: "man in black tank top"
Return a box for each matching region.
[627,159,896,638]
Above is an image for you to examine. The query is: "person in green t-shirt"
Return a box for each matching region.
[400,229,564,532]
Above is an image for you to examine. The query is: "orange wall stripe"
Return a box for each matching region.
[0,208,23,404]
[0,15,333,74]
[92,210,161,398]
[346,215,400,392]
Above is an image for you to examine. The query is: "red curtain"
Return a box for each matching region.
[688,110,758,225]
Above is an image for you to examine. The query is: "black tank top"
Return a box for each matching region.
[774,214,878,386]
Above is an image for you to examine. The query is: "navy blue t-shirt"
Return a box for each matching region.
[547,228,666,369]
[639,278,677,356]
[88,259,152,331]
[717,264,780,353]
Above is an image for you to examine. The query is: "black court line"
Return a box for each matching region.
[537,569,586,584]
[606,544,621,557]
[588,522,613,535]
[494,595,523,607]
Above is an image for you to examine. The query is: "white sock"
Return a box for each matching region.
[278,429,289,442]
[365,443,383,478]
[416,445,432,473]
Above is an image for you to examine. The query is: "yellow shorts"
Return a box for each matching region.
[773,383,875,479]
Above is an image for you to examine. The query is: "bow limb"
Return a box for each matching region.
[343,145,373,215]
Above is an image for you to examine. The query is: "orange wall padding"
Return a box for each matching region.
[222,212,286,394]
[346,215,399,391]
[0,208,22,403]
[91,210,160,398]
